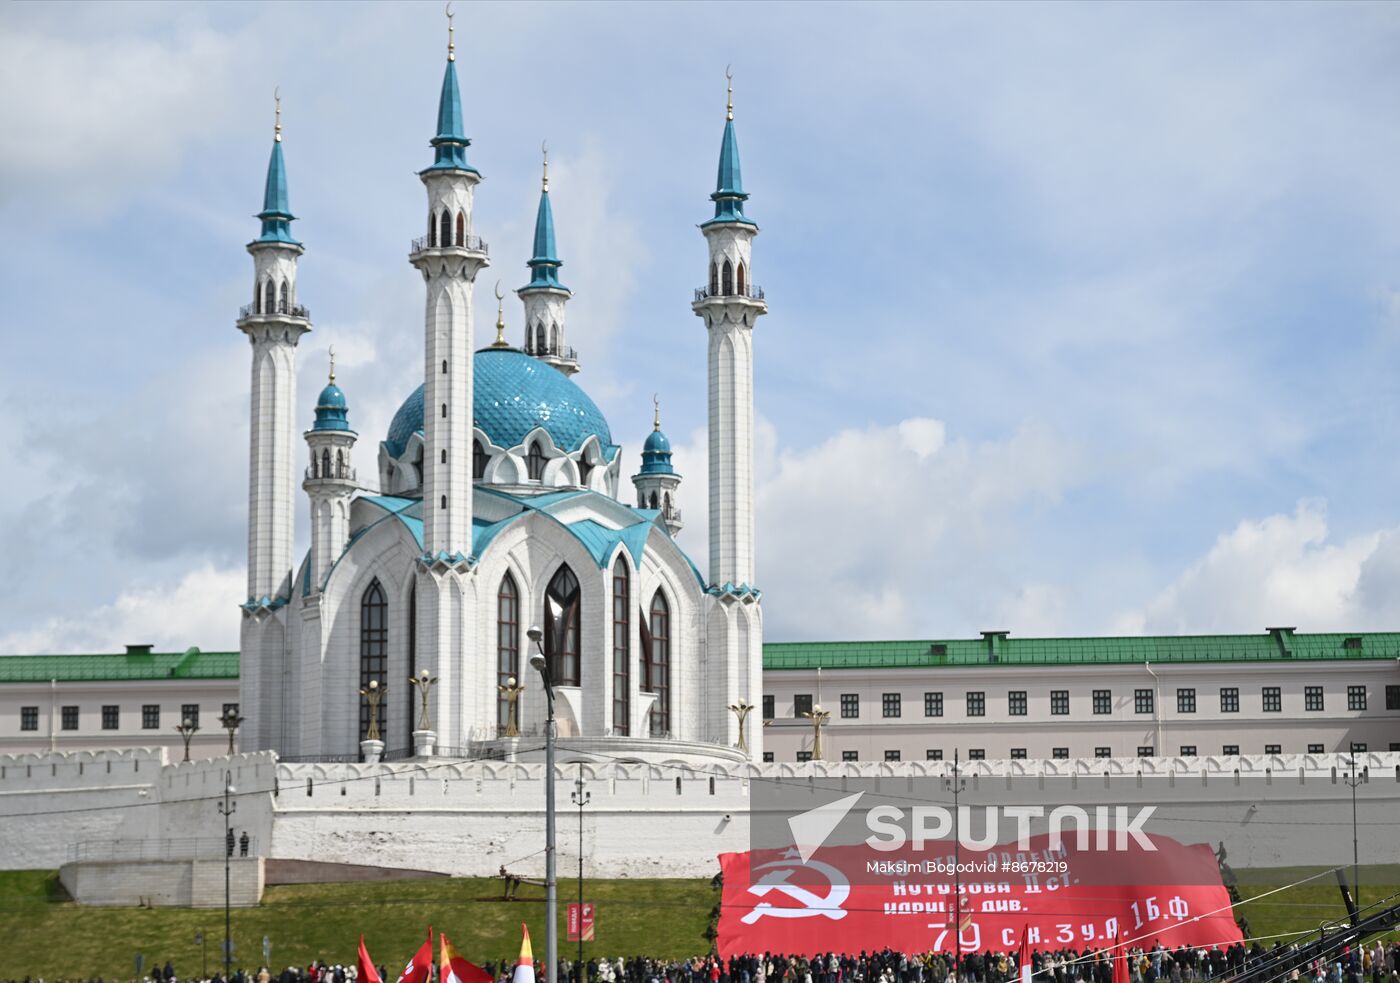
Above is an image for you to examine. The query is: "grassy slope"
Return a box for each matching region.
[3,869,1397,978]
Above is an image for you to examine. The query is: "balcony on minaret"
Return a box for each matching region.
[239,300,311,322]
[409,231,488,259]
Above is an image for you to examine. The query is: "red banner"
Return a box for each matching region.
[717,834,1241,957]
[567,903,595,942]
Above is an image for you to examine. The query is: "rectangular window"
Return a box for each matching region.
[142,705,160,729]
[101,705,119,730]
[762,751,774,763]
[1308,743,1325,754]
[20,707,38,731]
[1262,687,1281,712]
[796,751,812,762]
[967,749,985,760]
[611,565,629,736]
[1050,690,1069,715]
[1137,746,1154,758]
[1092,690,1112,715]
[1177,688,1196,713]
[1052,747,1069,760]
[1347,685,1367,711]
[1265,744,1281,755]
[966,691,985,717]
[926,749,943,761]
[1220,687,1240,713]
[1391,743,1400,752]
[762,695,775,720]
[1350,741,1368,753]
[1180,745,1197,757]
[181,704,200,729]
[1095,746,1111,758]
[1223,744,1239,755]
[881,693,902,718]
[1387,685,1400,710]
[1010,748,1027,759]
[840,693,859,719]
[841,750,859,762]
[1134,689,1154,714]
[1305,686,1324,712]
[1008,691,1027,716]
[61,706,78,731]
[924,692,943,717]
[884,750,901,762]
[793,694,812,718]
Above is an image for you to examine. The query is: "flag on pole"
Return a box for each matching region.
[513,923,536,983]
[1111,928,1130,983]
[440,933,493,983]
[358,936,383,983]
[1018,925,1032,983]
[395,927,434,983]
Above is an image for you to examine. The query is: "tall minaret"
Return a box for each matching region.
[519,146,577,375]
[409,11,488,564]
[692,72,766,589]
[303,351,357,591]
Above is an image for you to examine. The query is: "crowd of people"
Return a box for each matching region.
[7,940,1400,983]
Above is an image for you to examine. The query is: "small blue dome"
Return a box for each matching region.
[311,382,353,432]
[638,426,676,476]
[643,429,671,455]
[385,348,616,459]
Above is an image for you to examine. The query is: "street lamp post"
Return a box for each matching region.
[216,770,236,979]
[1344,750,1364,910]
[801,705,830,760]
[727,700,754,755]
[571,763,590,982]
[220,707,245,756]
[528,625,558,983]
[175,718,199,763]
[947,750,966,982]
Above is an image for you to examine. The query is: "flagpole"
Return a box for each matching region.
[528,626,558,983]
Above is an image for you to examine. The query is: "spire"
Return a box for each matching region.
[524,142,566,290]
[639,395,676,476]
[310,349,352,433]
[706,67,754,228]
[653,394,662,431]
[255,90,299,245]
[492,282,510,347]
[425,5,477,174]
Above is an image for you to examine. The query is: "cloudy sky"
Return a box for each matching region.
[3,1,1400,653]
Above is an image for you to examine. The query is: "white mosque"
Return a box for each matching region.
[236,27,764,764]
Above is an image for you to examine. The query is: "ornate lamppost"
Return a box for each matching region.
[359,679,386,763]
[727,700,755,755]
[498,676,526,737]
[216,770,236,978]
[220,706,245,756]
[410,669,438,757]
[175,717,199,763]
[801,704,830,761]
[527,626,558,983]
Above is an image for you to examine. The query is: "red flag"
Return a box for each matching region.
[1018,925,1032,983]
[358,936,383,983]
[1112,929,1130,983]
[440,933,493,983]
[396,927,434,983]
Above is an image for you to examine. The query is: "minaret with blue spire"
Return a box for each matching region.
[632,397,683,536]
[303,349,358,595]
[237,94,312,755]
[692,71,766,761]
[518,147,578,375]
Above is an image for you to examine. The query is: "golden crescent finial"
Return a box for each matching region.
[328,345,336,383]
[274,87,282,142]
[653,393,661,431]
[541,140,549,192]
[725,65,734,121]
[446,2,455,62]
[492,280,508,347]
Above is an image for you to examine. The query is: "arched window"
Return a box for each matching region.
[612,557,630,736]
[526,441,546,481]
[440,494,447,509]
[455,211,466,246]
[535,322,548,353]
[439,211,452,249]
[413,446,424,487]
[710,262,719,295]
[336,450,346,478]
[472,440,488,480]
[721,260,733,296]
[429,212,438,247]
[321,449,332,480]
[264,280,276,315]
[255,282,264,314]
[497,573,520,733]
[440,449,447,464]
[442,360,448,374]
[663,492,672,517]
[736,262,746,294]
[550,323,559,351]
[648,491,658,510]
[643,591,671,736]
[359,580,388,744]
[279,281,289,313]
[545,565,581,687]
[578,458,593,487]
[441,403,447,419]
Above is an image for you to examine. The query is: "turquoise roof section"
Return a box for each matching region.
[310,381,353,432]
[638,427,676,475]
[704,118,755,228]
[425,58,478,174]
[763,630,1400,671]
[523,187,566,290]
[0,647,238,683]
[384,348,617,460]
[254,139,300,245]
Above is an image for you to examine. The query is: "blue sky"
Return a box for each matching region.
[4,1,1400,652]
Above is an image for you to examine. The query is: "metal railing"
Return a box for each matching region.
[305,466,358,482]
[410,234,488,254]
[238,303,310,320]
[694,284,765,302]
[525,345,579,362]
[67,836,259,863]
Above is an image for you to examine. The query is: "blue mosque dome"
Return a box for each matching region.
[385,347,616,460]
[311,381,353,432]
[639,425,676,475]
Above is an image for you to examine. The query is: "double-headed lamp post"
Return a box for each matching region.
[527,625,558,983]
[571,765,590,980]
[175,717,199,763]
[216,770,236,978]
[220,707,245,756]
